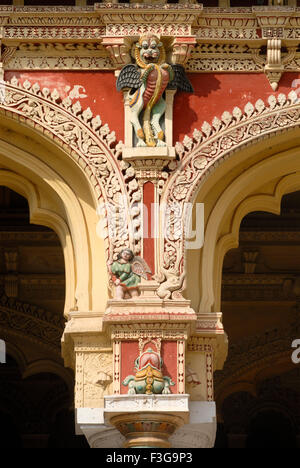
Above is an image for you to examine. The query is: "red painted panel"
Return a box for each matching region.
[173,72,300,143]
[143,181,155,275]
[161,341,178,394]
[6,70,300,148]
[121,340,178,395]
[5,70,124,142]
[121,341,139,395]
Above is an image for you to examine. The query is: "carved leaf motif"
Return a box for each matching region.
[31,83,40,94]
[42,87,50,98]
[23,80,31,90]
[72,101,81,115]
[183,135,193,151]
[100,123,110,138]
[172,184,189,201]
[10,76,19,87]
[278,93,287,106]
[106,131,116,147]
[193,156,207,170]
[232,106,242,122]
[288,90,298,104]
[51,89,60,102]
[221,111,232,126]
[175,142,185,158]
[268,94,277,109]
[62,96,72,109]
[201,121,211,137]
[244,102,254,117]
[255,99,265,113]
[212,116,222,132]
[91,115,102,131]
[82,107,93,122]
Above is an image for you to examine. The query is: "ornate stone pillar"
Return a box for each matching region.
[62,30,227,449]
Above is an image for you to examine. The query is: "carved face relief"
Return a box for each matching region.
[137,35,162,65]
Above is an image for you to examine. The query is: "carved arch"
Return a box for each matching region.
[0,166,79,313]
[0,77,140,265]
[162,91,300,284]
[200,161,300,313]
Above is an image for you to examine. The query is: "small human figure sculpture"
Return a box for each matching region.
[110,248,151,300]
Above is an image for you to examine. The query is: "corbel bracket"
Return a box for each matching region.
[102,37,132,69]
[253,6,295,90]
[265,38,283,91]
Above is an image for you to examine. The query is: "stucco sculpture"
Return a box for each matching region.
[122,346,175,395]
[116,34,193,148]
[111,248,151,299]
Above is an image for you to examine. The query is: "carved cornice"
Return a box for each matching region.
[187,43,265,73]
[1,4,300,83]
[0,5,294,44]
[4,42,113,71]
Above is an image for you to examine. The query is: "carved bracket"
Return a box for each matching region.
[102,37,132,68]
[265,38,284,91]
[170,36,197,66]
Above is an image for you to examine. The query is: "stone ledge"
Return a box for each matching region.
[104,394,190,419]
[122,146,176,161]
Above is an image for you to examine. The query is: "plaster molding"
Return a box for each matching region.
[1,4,300,85]
[104,394,189,414]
